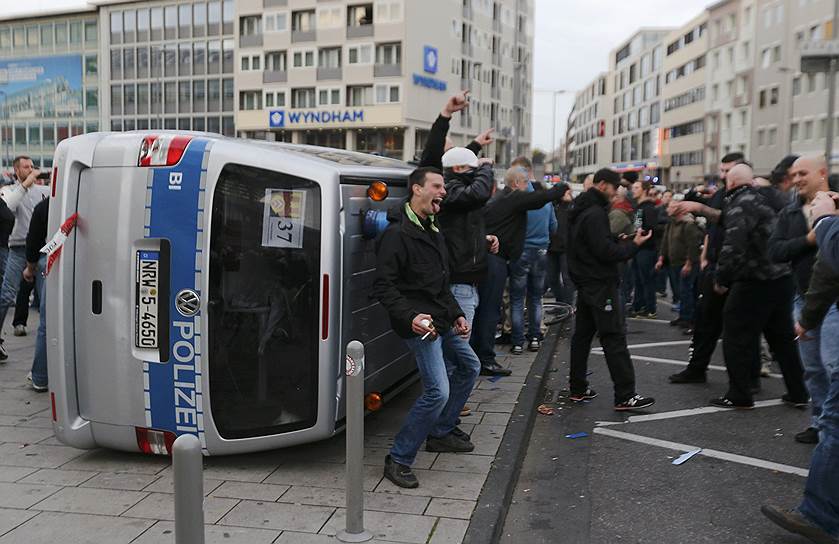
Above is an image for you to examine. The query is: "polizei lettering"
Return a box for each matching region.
[172,320,199,433]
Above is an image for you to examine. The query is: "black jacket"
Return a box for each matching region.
[716,185,790,287]
[0,197,13,249]
[567,188,639,287]
[438,164,494,284]
[632,200,660,251]
[768,196,817,294]
[548,200,571,253]
[484,184,569,262]
[373,202,464,339]
[419,115,482,169]
[26,198,48,264]
[800,216,839,329]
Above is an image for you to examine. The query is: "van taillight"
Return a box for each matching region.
[322,274,329,340]
[50,392,57,421]
[50,167,57,198]
[135,427,177,455]
[138,135,192,167]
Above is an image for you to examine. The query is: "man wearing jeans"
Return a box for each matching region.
[0,156,49,362]
[630,180,660,318]
[23,199,48,391]
[763,195,839,543]
[769,154,836,444]
[374,167,480,489]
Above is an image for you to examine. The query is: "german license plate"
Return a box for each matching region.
[135,251,160,349]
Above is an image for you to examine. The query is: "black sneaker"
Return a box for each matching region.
[384,455,418,489]
[569,388,598,402]
[668,370,707,384]
[669,318,685,327]
[495,332,511,345]
[426,431,475,453]
[528,338,540,352]
[450,426,471,441]
[510,345,524,355]
[480,362,512,376]
[761,505,837,544]
[794,427,820,444]
[709,396,754,409]
[614,395,655,411]
[782,394,809,408]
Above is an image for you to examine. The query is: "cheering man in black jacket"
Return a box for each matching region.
[567,168,655,411]
[374,167,480,489]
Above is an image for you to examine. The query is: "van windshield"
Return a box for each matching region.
[208,163,321,439]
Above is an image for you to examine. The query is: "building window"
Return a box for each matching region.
[239,90,262,110]
[375,42,401,65]
[770,86,779,105]
[292,10,316,32]
[264,12,288,32]
[318,87,341,105]
[292,49,315,67]
[240,16,262,36]
[291,87,316,108]
[374,0,404,23]
[791,122,799,141]
[347,43,373,64]
[318,47,341,69]
[375,84,400,103]
[347,85,374,106]
[317,6,343,29]
[759,89,767,108]
[265,51,287,72]
[348,4,373,27]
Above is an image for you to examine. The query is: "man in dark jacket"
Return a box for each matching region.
[567,168,655,411]
[763,194,839,544]
[23,198,48,391]
[547,196,574,306]
[373,167,480,489]
[711,163,807,408]
[629,180,660,318]
[470,168,569,375]
[419,90,493,169]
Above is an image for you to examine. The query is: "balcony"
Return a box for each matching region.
[263,70,288,83]
[374,63,401,77]
[347,24,374,38]
[493,19,502,33]
[263,0,287,6]
[292,29,316,42]
[239,34,263,48]
[317,66,342,80]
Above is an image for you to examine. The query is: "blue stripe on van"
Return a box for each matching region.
[144,138,209,449]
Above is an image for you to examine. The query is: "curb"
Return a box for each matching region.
[462,323,565,544]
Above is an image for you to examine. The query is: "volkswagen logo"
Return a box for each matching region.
[175,289,200,317]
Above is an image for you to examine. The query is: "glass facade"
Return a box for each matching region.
[107,0,235,136]
[0,14,99,169]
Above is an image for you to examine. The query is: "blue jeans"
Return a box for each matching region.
[471,254,508,367]
[444,283,479,375]
[509,248,548,347]
[668,265,681,304]
[632,248,658,314]
[546,251,575,305]
[390,330,481,467]
[677,265,699,322]
[794,295,839,429]
[0,247,27,333]
[0,248,8,291]
[30,256,47,387]
[799,352,839,536]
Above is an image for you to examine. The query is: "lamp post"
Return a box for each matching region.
[535,89,569,172]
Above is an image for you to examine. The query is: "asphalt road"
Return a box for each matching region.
[500,311,816,544]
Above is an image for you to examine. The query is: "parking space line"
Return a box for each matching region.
[589,351,784,379]
[593,427,809,477]
[593,340,694,350]
[595,399,785,427]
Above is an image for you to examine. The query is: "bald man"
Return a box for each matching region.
[711,163,807,408]
[769,155,835,444]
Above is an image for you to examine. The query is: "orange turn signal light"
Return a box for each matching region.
[367,181,389,201]
[365,392,383,412]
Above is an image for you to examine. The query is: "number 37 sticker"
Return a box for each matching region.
[262,189,306,249]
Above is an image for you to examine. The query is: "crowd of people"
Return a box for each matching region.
[373,90,839,542]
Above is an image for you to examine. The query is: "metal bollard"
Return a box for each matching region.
[337,340,373,543]
[173,434,205,544]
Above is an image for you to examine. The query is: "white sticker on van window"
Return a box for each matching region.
[262,189,306,249]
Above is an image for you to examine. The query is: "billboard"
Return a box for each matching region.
[0,55,84,119]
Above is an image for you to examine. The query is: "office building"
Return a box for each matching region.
[568,73,611,179]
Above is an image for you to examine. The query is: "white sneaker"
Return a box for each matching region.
[26,372,47,392]
[13,325,26,337]
[0,341,6,363]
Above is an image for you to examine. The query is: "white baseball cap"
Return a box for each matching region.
[442,147,479,168]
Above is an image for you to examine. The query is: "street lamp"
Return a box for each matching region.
[535,88,569,171]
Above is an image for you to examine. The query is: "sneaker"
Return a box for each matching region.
[495,332,512,345]
[668,318,684,327]
[760,361,773,377]
[528,338,540,352]
[682,327,694,336]
[761,505,837,544]
[569,388,598,402]
[426,431,475,453]
[668,369,707,384]
[450,426,471,441]
[480,362,512,376]
[0,340,6,363]
[614,395,655,411]
[13,325,26,337]
[26,372,47,393]
[709,396,754,409]
[782,394,809,409]
[794,427,820,444]
[637,312,658,320]
[460,407,472,417]
[656,291,667,299]
[510,345,524,355]
[384,455,419,489]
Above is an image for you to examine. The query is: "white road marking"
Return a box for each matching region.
[595,399,785,427]
[592,340,694,351]
[589,351,784,379]
[626,317,672,324]
[593,427,809,477]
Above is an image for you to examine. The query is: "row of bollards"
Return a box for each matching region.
[172,340,371,543]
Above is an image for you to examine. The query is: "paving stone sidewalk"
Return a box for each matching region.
[0,313,542,544]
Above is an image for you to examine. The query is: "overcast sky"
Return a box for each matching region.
[531,0,713,152]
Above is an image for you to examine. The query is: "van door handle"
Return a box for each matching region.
[92,281,102,314]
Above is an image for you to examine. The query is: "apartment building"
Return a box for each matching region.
[607,29,670,180]
[233,0,534,162]
[661,12,709,191]
[0,8,102,170]
[704,0,757,177]
[568,73,611,179]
